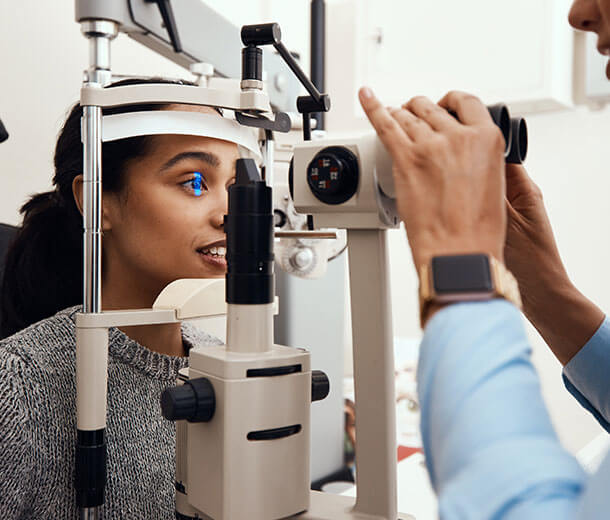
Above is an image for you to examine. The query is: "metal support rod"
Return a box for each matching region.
[274,41,323,104]
[262,131,275,188]
[310,0,326,130]
[274,231,337,239]
[89,35,111,74]
[82,20,117,86]
[346,229,397,520]
[80,507,100,520]
[303,113,312,141]
[77,20,118,519]
[82,105,103,313]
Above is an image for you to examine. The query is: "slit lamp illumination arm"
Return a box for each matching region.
[239,23,331,140]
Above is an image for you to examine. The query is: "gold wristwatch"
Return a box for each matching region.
[418,254,522,327]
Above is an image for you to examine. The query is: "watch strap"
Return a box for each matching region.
[418,254,522,327]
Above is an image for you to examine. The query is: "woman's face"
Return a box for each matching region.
[569,0,610,78]
[102,106,240,299]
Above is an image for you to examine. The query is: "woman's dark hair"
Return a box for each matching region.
[0,78,201,338]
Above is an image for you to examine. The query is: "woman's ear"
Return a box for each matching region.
[72,175,115,232]
[72,175,84,215]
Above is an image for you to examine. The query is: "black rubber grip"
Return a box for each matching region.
[75,429,107,507]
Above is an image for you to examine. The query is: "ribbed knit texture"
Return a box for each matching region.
[0,305,222,519]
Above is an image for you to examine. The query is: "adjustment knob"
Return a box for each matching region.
[161,378,215,423]
[290,248,314,271]
[307,147,359,205]
[311,370,330,402]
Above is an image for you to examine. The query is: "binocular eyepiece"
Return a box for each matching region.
[450,104,527,164]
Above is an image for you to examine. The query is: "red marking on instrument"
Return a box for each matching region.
[397,445,421,462]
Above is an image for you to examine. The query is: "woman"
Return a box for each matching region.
[0,79,239,518]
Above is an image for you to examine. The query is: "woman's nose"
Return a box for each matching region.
[569,0,601,32]
[210,193,227,229]
[211,212,224,229]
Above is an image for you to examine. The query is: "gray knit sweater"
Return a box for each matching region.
[0,306,222,519]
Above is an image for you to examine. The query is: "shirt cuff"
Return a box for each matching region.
[563,317,610,432]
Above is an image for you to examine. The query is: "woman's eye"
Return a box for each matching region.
[181,172,207,197]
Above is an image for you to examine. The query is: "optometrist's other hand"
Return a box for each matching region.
[504,163,604,364]
[504,163,568,307]
[358,88,507,270]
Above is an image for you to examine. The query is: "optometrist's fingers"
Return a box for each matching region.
[359,87,413,156]
[389,106,434,142]
[404,96,459,132]
[437,90,493,127]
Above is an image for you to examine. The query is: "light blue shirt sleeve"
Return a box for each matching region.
[563,317,610,433]
[416,300,609,519]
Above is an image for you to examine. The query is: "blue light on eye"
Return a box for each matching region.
[192,172,203,196]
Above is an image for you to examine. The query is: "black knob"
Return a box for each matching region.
[297,94,331,114]
[161,378,215,423]
[274,209,288,228]
[307,146,359,205]
[241,23,282,46]
[312,370,330,402]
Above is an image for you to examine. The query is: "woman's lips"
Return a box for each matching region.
[197,250,227,268]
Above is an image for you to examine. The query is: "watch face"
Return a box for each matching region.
[431,254,493,294]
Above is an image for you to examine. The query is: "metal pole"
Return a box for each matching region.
[78,19,117,520]
[310,0,326,131]
[80,507,100,520]
[81,20,115,312]
[82,104,103,313]
[263,131,275,188]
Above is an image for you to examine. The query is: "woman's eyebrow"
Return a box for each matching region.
[159,151,220,172]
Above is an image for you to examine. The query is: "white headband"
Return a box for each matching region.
[95,110,262,162]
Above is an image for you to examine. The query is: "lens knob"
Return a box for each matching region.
[161,378,215,423]
[306,147,359,205]
[312,370,330,402]
[290,248,314,271]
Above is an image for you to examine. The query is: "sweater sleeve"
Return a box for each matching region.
[0,350,37,518]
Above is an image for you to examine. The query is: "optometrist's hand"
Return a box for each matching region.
[504,163,604,364]
[358,87,507,270]
[504,163,568,305]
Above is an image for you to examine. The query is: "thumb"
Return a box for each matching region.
[505,163,539,203]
